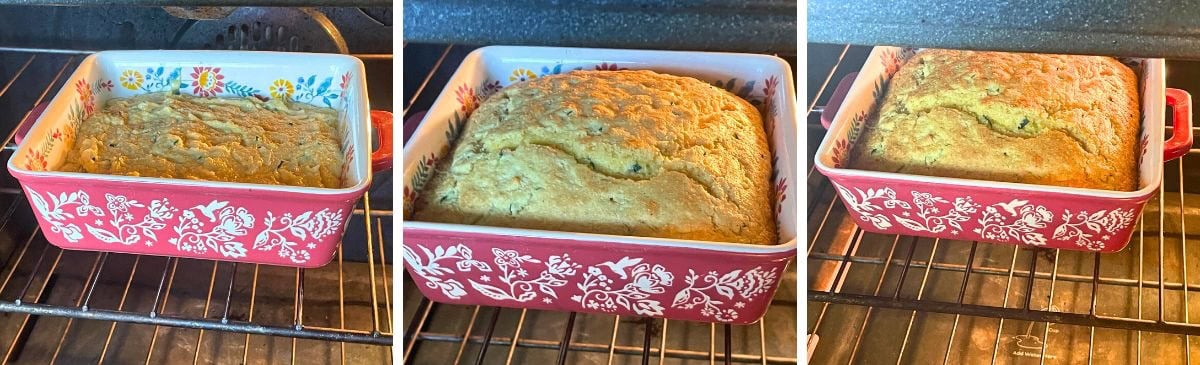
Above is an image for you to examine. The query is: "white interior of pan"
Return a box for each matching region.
[8,50,373,195]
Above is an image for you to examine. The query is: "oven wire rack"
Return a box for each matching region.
[807,44,1200,364]
[400,43,799,365]
[0,48,393,364]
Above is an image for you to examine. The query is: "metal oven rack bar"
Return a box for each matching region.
[807,44,1200,364]
[0,49,393,363]
[401,43,799,365]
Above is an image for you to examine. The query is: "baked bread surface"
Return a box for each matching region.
[62,93,345,188]
[413,70,777,244]
[849,49,1140,191]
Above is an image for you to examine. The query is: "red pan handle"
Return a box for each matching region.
[369,110,394,172]
[1165,88,1193,162]
[819,72,858,129]
[403,110,426,145]
[12,102,47,145]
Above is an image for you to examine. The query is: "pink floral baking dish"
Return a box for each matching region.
[402,46,797,324]
[7,51,393,268]
[815,46,1193,253]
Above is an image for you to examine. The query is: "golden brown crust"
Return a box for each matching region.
[413,70,777,244]
[849,49,1140,191]
[62,93,344,188]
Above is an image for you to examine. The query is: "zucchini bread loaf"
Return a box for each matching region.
[413,70,777,244]
[849,49,1140,191]
[62,93,344,188]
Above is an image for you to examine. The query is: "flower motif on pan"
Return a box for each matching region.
[478,80,503,100]
[467,250,580,303]
[291,75,342,107]
[974,199,1052,246]
[1140,136,1150,167]
[1052,208,1136,251]
[270,79,295,100]
[891,191,978,234]
[402,243,492,300]
[509,68,537,82]
[572,257,671,316]
[763,75,779,100]
[882,51,902,77]
[28,150,47,171]
[455,83,478,113]
[493,248,526,268]
[253,208,344,264]
[136,67,182,93]
[833,184,909,230]
[672,267,778,322]
[190,67,225,97]
[836,182,1142,250]
[27,189,103,243]
[829,138,850,168]
[75,79,95,115]
[170,200,254,259]
[339,144,354,185]
[880,48,917,78]
[86,194,175,246]
[774,177,788,214]
[594,62,626,71]
[539,64,565,76]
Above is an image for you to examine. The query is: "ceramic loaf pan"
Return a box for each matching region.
[815,46,1193,253]
[7,51,393,268]
[402,46,797,324]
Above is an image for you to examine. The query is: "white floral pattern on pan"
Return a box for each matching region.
[88,194,174,246]
[402,243,781,322]
[893,191,978,234]
[402,243,489,299]
[468,249,580,303]
[254,209,345,264]
[833,185,909,229]
[27,189,103,243]
[672,267,779,321]
[27,189,345,262]
[974,200,1052,246]
[1053,209,1137,251]
[170,201,254,259]
[833,183,1140,251]
[572,257,673,316]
